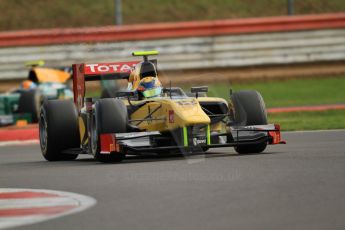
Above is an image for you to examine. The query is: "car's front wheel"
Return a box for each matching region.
[231,90,268,154]
[90,98,127,163]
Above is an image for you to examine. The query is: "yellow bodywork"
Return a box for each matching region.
[197,96,230,133]
[128,97,211,132]
[32,68,70,83]
[197,96,228,105]
[125,59,214,132]
[79,117,87,145]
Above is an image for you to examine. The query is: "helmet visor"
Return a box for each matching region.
[140,79,156,89]
[142,87,162,98]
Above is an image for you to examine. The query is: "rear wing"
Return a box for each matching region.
[72,61,139,111]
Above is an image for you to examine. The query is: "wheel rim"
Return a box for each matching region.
[39,113,48,154]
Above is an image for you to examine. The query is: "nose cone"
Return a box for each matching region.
[172,99,210,126]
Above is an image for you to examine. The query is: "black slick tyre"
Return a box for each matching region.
[231,90,268,154]
[17,89,41,123]
[39,100,80,161]
[91,98,127,163]
[100,85,120,98]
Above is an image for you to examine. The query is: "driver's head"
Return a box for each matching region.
[139,61,157,79]
[128,61,158,91]
[137,77,162,98]
[21,80,37,89]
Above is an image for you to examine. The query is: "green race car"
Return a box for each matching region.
[0,61,73,126]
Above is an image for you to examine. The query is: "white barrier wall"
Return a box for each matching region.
[0,29,345,80]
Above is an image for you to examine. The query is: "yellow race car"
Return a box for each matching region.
[39,51,285,162]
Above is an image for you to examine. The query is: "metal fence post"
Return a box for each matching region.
[287,0,294,15]
[115,0,123,25]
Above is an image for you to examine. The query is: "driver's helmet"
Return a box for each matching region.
[21,80,37,89]
[137,77,162,98]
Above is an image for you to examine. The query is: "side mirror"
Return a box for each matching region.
[191,86,208,93]
[163,87,185,98]
[191,86,208,98]
[116,90,137,106]
[163,87,182,94]
[115,91,136,98]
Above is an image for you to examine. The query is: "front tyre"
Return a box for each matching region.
[231,90,268,154]
[91,98,127,163]
[39,100,80,161]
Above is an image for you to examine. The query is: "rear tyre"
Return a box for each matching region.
[231,90,268,154]
[17,89,41,123]
[39,100,80,161]
[100,85,120,98]
[91,98,127,163]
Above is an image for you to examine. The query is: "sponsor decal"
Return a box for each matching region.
[168,110,174,123]
[78,64,84,73]
[176,100,197,106]
[84,61,138,75]
[193,137,206,146]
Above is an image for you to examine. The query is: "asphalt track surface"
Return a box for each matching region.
[1,130,345,230]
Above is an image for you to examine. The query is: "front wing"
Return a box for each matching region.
[98,124,286,155]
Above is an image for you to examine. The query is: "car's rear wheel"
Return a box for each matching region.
[91,98,127,163]
[100,85,120,98]
[231,90,268,154]
[39,100,80,161]
[17,89,41,123]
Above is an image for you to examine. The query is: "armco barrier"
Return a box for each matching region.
[1,13,345,47]
[0,13,345,80]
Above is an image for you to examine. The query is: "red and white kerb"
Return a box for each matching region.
[0,188,96,229]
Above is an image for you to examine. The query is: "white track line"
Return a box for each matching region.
[0,188,96,230]
[0,197,79,209]
[0,216,45,230]
[0,140,38,147]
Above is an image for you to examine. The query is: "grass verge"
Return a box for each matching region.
[188,76,345,131]
[207,76,345,108]
[269,110,345,131]
[92,76,345,131]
